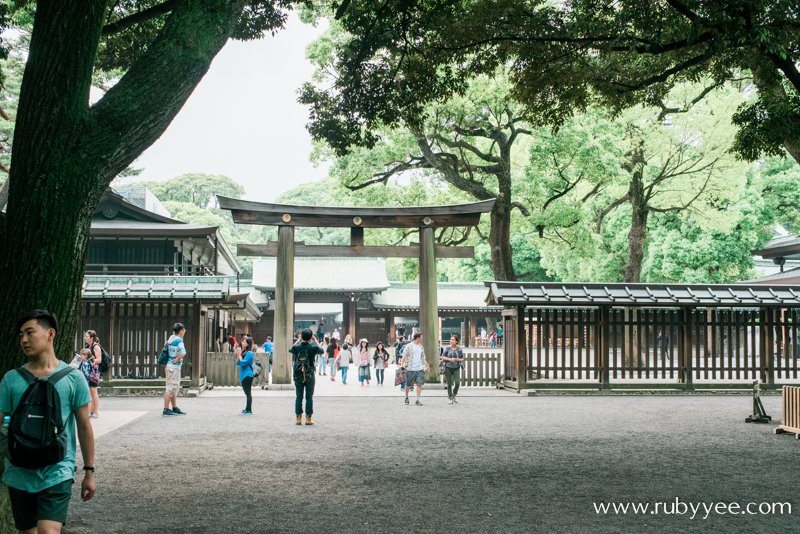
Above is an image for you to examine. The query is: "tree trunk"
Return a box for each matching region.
[488,200,516,281]
[488,133,516,281]
[0,0,247,373]
[623,148,648,284]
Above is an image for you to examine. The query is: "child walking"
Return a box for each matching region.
[337,343,351,384]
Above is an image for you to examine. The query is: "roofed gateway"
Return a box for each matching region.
[218,196,496,384]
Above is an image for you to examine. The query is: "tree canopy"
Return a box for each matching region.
[300,0,800,165]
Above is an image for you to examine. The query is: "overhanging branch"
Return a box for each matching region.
[101,0,180,36]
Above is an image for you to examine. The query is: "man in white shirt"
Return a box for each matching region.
[399,332,430,406]
[332,328,341,341]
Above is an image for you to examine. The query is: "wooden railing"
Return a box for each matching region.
[86,263,214,276]
[776,386,800,438]
[205,352,269,388]
[439,349,503,387]
[514,307,800,387]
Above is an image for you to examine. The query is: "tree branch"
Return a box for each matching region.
[581,182,604,202]
[413,131,496,201]
[343,173,390,191]
[611,48,715,92]
[510,201,530,216]
[101,0,181,36]
[432,133,501,163]
[656,82,721,121]
[665,0,708,24]
[595,193,630,233]
[765,50,800,94]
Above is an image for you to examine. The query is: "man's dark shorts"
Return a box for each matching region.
[406,370,425,386]
[8,479,72,530]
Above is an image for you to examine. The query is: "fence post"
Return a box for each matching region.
[682,308,694,389]
[516,306,527,387]
[598,306,610,388]
[765,307,775,386]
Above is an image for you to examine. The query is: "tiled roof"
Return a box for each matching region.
[485,281,800,307]
[82,276,230,300]
[373,282,502,311]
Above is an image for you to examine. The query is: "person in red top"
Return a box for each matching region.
[228,335,237,353]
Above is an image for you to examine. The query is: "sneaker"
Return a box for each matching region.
[405,397,409,405]
[448,397,454,404]
[240,410,253,415]
[415,400,423,406]
[367,380,370,385]
[453,396,458,404]
[163,409,177,417]
[330,378,335,381]
[171,407,187,415]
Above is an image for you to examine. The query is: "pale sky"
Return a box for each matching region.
[131,13,330,203]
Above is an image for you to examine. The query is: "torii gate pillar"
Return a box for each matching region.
[419,226,439,382]
[273,225,294,384]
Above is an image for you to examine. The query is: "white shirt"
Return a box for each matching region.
[332,331,341,340]
[408,343,425,371]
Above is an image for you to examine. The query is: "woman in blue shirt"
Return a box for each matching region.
[235,337,255,415]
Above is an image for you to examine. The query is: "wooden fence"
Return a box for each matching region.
[776,386,800,438]
[514,307,800,386]
[205,352,269,388]
[76,301,200,382]
[438,349,503,386]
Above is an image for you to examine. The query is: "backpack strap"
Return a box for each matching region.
[15,365,74,385]
[48,366,75,385]
[15,367,36,385]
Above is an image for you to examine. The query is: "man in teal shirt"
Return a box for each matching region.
[0,310,95,533]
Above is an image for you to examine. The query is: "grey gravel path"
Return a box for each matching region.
[63,394,799,533]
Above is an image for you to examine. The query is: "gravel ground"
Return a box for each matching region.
[63,394,799,533]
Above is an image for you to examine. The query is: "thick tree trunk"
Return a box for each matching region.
[623,151,648,284]
[0,0,248,372]
[488,136,516,281]
[488,200,516,281]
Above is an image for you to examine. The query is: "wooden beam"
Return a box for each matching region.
[238,242,474,259]
[218,196,496,229]
[350,227,364,246]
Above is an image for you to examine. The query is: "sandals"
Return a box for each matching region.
[89,412,99,419]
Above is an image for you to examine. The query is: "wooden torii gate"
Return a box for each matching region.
[218,196,496,384]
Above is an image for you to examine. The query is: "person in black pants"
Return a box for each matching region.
[235,337,256,414]
[290,329,323,425]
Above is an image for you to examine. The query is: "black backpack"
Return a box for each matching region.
[8,366,75,469]
[292,346,315,382]
[157,341,170,366]
[95,343,111,374]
